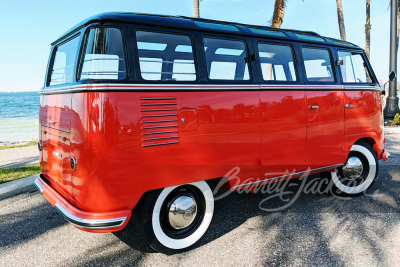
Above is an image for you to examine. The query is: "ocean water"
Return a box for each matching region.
[0,91,40,145]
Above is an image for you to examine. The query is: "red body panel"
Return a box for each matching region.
[260,89,307,178]
[39,85,384,232]
[306,89,346,168]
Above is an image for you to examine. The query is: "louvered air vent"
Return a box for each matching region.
[140,97,179,147]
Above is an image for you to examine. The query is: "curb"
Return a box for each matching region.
[0,174,39,201]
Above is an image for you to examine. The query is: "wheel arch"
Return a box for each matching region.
[357,137,377,152]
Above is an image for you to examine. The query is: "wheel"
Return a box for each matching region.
[139,181,214,254]
[324,140,378,196]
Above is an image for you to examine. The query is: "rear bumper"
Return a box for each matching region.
[34,175,131,233]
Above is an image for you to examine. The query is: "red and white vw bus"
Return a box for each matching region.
[35,13,388,253]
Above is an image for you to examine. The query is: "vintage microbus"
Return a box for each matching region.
[35,12,389,253]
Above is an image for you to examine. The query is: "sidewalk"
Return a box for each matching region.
[0,174,38,200]
[0,145,39,168]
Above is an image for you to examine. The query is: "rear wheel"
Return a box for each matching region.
[139,181,214,254]
[324,140,378,196]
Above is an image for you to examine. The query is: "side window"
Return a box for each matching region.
[204,38,249,81]
[80,28,127,80]
[49,36,80,86]
[338,51,372,83]
[136,31,196,81]
[302,47,335,82]
[257,43,297,81]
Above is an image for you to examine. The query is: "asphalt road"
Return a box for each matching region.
[1,133,399,266]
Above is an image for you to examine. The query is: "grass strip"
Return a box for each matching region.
[0,164,41,184]
[0,141,37,150]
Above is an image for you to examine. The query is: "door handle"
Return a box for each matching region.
[49,120,56,125]
[309,105,319,109]
[345,104,355,109]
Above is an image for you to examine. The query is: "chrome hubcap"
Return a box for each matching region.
[342,156,363,180]
[168,195,197,230]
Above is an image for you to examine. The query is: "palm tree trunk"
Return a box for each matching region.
[268,0,287,80]
[271,0,286,28]
[336,0,346,40]
[193,0,200,18]
[365,0,371,59]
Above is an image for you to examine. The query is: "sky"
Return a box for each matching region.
[0,0,396,92]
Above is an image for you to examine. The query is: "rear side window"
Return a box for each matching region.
[136,31,196,81]
[338,51,372,83]
[302,47,334,82]
[49,36,80,86]
[204,38,249,81]
[80,28,126,80]
[257,43,297,82]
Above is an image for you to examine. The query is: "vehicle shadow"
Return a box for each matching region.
[112,168,400,265]
[0,191,67,248]
[0,156,39,168]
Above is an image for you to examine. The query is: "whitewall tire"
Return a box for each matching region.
[139,181,214,254]
[328,140,378,195]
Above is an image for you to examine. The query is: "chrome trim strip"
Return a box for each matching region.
[232,164,343,190]
[40,84,261,95]
[54,203,127,230]
[143,130,179,135]
[260,85,305,90]
[142,119,178,124]
[306,85,344,90]
[143,141,179,147]
[40,83,381,95]
[143,125,179,129]
[144,136,179,141]
[141,114,177,118]
[34,177,43,193]
[344,85,381,91]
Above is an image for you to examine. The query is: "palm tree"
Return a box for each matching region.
[271,0,287,28]
[365,0,371,59]
[193,0,200,18]
[336,0,346,40]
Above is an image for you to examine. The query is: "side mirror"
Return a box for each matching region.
[389,71,397,81]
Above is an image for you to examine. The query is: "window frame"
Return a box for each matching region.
[201,34,253,83]
[300,45,337,84]
[134,28,199,83]
[77,25,129,83]
[336,48,377,85]
[46,33,81,87]
[255,40,300,84]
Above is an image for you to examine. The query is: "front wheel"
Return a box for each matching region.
[324,140,379,196]
[139,181,214,254]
